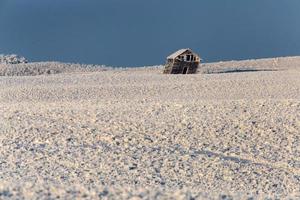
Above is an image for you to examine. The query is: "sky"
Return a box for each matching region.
[0,0,300,66]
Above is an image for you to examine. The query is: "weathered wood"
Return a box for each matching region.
[163,49,201,74]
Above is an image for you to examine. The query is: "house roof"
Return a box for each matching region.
[167,49,190,59]
[167,49,200,59]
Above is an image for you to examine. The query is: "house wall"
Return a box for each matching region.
[164,60,200,74]
[163,60,174,74]
[163,51,200,74]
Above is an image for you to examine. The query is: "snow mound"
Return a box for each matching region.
[0,54,28,64]
[199,56,300,74]
[0,62,112,76]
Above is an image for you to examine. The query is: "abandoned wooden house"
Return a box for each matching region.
[163,49,201,74]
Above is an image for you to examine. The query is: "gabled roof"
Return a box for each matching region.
[167,48,201,60]
[167,49,191,59]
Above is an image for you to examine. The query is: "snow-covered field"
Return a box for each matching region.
[0,57,300,199]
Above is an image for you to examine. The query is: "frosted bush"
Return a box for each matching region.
[0,54,28,64]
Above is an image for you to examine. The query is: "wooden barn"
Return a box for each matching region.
[163,49,201,74]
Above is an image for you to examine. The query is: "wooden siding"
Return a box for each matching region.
[164,50,200,74]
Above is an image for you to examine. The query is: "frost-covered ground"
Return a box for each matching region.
[0,62,112,76]
[0,57,300,199]
[1,56,300,76]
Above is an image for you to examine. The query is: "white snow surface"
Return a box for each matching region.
[0,56,300,199]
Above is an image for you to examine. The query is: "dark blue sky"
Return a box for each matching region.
[0,0,300,66]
